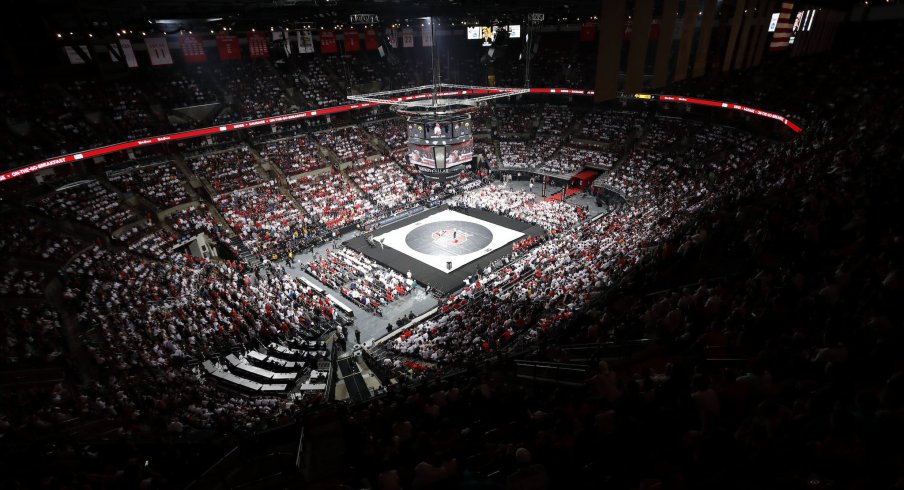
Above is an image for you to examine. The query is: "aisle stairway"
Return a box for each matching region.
[228,235,262,268]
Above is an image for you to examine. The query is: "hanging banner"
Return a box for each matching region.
[320,29,337,53]
[387,28,398,48]
[402,28,414,48]
[421,26,433,47]
[119,39,138,68]
[364,28,379,50]
[216,34,241,60]
[649,19,661,41]
[580,22,596,42]
[343,29,360,52]
[248,31,269,58]
[63,45,90,64]
[179,34,207,63]
[144,36,173,66]
[298,30,315,54]
[770,2,796,52]
[282,33,292,56]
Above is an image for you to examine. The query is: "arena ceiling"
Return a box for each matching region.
[26,0,602,32]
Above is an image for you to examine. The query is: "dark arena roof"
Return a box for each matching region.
[1,0,903,488]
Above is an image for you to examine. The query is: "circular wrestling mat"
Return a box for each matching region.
[405,220,493,256]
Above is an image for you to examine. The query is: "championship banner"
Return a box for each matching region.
[649,19,661,40]
[343,29,360,52]
[144,36,173,66]
[320,29,337,53]
[580,22,596,42]
[119,39,138,68]
[364,28,379,50]
[421,26,433,47]
[770,2,795,51]
[298,30,315,54]
[179,34,207,63]
[402,28,414,48]
[387,28,398,48]
[64,45,90,64]
[248,31,269,58]
[216,34,241,60]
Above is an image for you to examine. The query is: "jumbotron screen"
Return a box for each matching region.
[407,140,472,170]
[446,140,473,166]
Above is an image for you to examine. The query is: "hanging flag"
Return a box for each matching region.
[63,45,90,64]
[144,36,173,66]
[343,29,360,52]
[421,25,433,47]
[216,34,241,60]
[109,43,121,62]
[649,19,660,41]
[119,39,138,68]
[770,2,796,51]
[248,31,269,58]
[402,28,414,48]
[298,30,315,54]
[364,28,379,51]
[180,34,207,63]
[387,28,398,48]
[580,22,596,42]
[320,30,337,53]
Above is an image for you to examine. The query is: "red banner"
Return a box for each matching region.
[580,22,596,42]
[343,29,360,52]
[364,28,378,51]
[649,20,660,41]
[179,34,207,63]
[216,35,241,60]
[320,30,337,54]
[247,31,269,58]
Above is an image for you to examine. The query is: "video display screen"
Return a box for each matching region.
[407,123,424,140]
[452,120,472,138]
[446,140,473,167]
[426,122,451,140]
[466,25,521,42]
[408,144,435,168]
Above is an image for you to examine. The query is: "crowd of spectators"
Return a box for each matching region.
[316,126,370,163]
[164,204,222,239]
[347,156,415,211]
[290,171,376,230]
[256,135,325,176]
[215,181,312,257]
[365,119,407,150]
[280,57,345,109]
[144,67,219,109]
[576,110,642,146]
[189,146,262,194]
[108,161,191,209]
[305,247,411,315]
[34,180,137,232]
[0,268,47,298]
[453,186,584,233]
[0,216,83,262]
[494,104,536,134]
[213,62,296,120]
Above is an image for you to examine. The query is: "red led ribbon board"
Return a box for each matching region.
[0,90,802,183]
